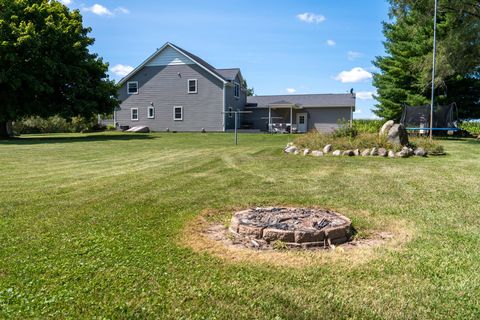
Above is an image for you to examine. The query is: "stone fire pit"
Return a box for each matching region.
[229,207,352,249]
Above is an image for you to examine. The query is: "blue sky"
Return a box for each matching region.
[62,0,391,119]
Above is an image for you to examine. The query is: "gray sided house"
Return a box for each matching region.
[115,42,355,133]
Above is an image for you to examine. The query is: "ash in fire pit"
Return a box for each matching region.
[230,207,352,249]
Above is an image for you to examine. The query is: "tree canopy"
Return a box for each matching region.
[373,0,480,120]
[0,0,118,137]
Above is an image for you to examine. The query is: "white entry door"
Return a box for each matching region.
[296,113,308,133]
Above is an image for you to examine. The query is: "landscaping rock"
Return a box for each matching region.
[387,124,409,146]
[378,148,388,157]
[303,149,310,156]
[332,150,342,156]
[396,150,409,158]
[370,147,378,156]
[388,150,395,158]
[361,149,371,156]
[293,150,300,155]
[323,144,332,153]
[380,120,395,135]
[353,149,360,156]
[284,146,297,153]
[311,150,324,157]
[342,150,354,156]
[414,148,427,157]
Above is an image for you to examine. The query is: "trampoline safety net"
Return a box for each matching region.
[400,104,458,130]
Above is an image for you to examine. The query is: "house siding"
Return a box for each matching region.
[116,64,225,132]
[304,107,351,133]
[224,74,247,130]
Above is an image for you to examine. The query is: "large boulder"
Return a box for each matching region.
[370,147,378,156]
[303,149,310,156]
[342,150,354,156]
[388,150,395,158]
[380,120,395,135]
[387,124,409,146]
[361,149,371,156]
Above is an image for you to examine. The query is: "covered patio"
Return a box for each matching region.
[263,101,304,133]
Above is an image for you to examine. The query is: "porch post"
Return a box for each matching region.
[268,106,271,133]
[290,106,293,133]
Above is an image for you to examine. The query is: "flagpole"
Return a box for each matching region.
[430,0,438,141]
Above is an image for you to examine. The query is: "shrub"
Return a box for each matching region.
[332,120,358,138]
[459,121,480,136]
[352,119,384,134]
[12,115,101,134]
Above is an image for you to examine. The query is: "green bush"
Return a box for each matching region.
[12,115,103,134]
[352,119,384,134]
[332,120,358,138]
[459,121,480,136]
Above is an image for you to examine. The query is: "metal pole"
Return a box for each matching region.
[234,112,238,145]
[430,0,438,141]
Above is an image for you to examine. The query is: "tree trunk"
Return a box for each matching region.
[0,121,11,139]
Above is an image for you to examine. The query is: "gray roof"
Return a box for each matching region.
[169,43,228,82]
[215,68,240,81]
[246,94,356,108]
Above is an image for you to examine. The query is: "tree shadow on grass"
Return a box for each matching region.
[0,133,155,145]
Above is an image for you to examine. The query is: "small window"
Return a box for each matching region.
[234,82,240,98]
[131,108,139,121]
[188,79,197,94]
[173,106,183,121]
[127,81,138,94]
[228,107,233,118]
[147,106,155,119]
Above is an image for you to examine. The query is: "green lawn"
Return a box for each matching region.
[0,132,479,319]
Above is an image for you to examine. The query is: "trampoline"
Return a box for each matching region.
[400,103,459,133]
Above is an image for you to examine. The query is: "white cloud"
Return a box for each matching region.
[326,40,336,47]
[354,109,363,114]
[110,64,134,77]
[83,4,130,16]
[84,4,112,16]
[115,7,130,14]
[60,0,72,5]
[296,12,326,24]
[348,51,362,61]
[356,91,375,100]
[335,67,372,83]
[286,88,297,94]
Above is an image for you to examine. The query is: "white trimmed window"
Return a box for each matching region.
[173,106,183,121]
[234,82,240,98]
[188,79,198,94]
[127,81,138,94]
[131,108,139,121]
[147,106,155,119]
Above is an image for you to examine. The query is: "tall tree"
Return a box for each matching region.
[242,79,255,96]
[373,0,480,120]
[0,0,118,138]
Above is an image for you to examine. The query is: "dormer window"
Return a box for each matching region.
[234,82,240,98]
[127,81,138,94]
[188,79,198,94]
